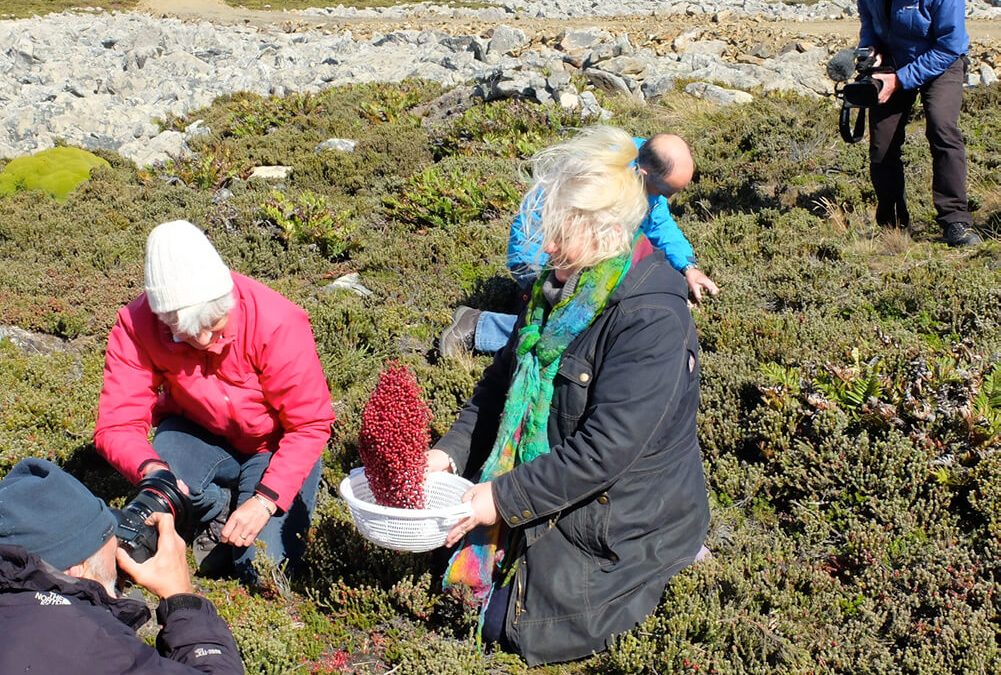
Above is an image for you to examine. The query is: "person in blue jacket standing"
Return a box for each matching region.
[859,0,982,246]
[441,133,719,356]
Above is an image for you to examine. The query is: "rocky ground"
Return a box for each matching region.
[2,0,1000,163]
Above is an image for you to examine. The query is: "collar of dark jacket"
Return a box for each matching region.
[0,544,152,630]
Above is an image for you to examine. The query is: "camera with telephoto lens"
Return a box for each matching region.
[831,47,896,143]
[114,469,191,563]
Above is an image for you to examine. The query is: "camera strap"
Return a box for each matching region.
[839,102,867,144]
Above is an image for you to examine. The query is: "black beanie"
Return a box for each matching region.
[0,458,117,571]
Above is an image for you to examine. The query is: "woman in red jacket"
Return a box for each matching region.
[94,220,335,582]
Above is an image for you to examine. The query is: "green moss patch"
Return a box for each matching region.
[0,147,111,201]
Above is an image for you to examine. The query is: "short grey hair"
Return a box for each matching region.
[157,292,235,338]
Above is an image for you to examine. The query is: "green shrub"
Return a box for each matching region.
[384,156,521,230]
[258,189,356,259]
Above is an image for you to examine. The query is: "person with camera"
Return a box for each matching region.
[94,219,335,583]
[0,457,244,673]
[858,0,982,246]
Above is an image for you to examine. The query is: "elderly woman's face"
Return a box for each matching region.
[174,315,229,350]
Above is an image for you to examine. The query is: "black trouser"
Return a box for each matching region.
[868,57,969,230]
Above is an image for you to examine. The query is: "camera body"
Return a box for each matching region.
[114,469,191,563]
[832,46,896,143]
[841,47,886,108]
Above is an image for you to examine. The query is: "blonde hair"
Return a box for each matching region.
[521,126,648,273]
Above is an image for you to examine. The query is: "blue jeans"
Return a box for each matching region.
[152,416,322,582]
[475,311,517,353]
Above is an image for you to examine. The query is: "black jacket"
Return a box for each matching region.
[438,246,710,666]
[0,545,244,674]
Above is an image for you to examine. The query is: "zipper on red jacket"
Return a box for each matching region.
[205,353,239,423]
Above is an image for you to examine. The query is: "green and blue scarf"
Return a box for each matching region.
[443,241,637,601]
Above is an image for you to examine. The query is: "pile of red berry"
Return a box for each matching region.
[358,363,432,509]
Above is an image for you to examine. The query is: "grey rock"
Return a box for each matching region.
[641,74,678,100]
[323,272,373,298]
[672,28,703,53]
[184,119,211,139]
[585,34,634,66]
[533,87,553,104]
[440,35,479,54]
[248,165,293,181]
[593,55,650,78]
[0,325,76,355]
[487,25,528,58]
[579,90,605,119]
[315,138,357,153]
[118,129,189,167]
[584,68,635,98]
[558,28,614,56]
[213,188,234,203]
[546,70,572,92]
[557,90,580,110]
[475,68,547,102]
[685,40,728,57]
[981,64,998,86]
[684,81,753,105]
[415,86,477,126]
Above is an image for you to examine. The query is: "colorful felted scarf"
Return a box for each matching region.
[443,243,635,600]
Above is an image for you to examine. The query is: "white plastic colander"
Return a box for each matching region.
[338,467,474,552]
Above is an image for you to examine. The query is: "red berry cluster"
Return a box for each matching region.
[358,363,432,509]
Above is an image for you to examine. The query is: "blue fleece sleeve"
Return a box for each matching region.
[641,196,696,271]
[896,0,968,89]
[858,1,879,49]
[507,192,546,287]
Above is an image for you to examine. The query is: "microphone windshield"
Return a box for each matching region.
[827,48,856,82]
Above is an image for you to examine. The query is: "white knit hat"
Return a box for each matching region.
[144,220,234,314]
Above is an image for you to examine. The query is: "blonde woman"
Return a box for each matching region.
[427,126,710,665]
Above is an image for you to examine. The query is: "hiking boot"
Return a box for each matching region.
[193,487,232,576]
[943,222,983,247]
[439,306,480,358]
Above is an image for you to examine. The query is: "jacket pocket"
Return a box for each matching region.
[552,353,593,429]
[563,493,616,568]
[895,4,931,40]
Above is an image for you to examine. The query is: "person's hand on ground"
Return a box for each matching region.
[115,512,194,599]
[220,497,272,547]
[684,267,720,304]
[445,481,498,547]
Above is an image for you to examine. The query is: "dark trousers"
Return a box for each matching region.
[152,416,322,582]
[868,57,969,231]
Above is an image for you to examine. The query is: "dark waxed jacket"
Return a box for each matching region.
[0,545,244,674]
[437,244,710,666]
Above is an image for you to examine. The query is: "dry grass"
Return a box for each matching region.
[0,0,137,18]
[225,0,490,10]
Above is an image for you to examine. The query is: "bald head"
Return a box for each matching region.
[637,133,694,198]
